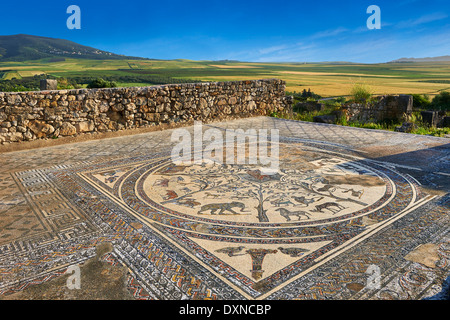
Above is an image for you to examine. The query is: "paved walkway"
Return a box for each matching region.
[0,117,448,300]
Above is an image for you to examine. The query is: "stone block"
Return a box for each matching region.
[40,79,58,91]
[441,116,450,128]
[75,121,95,133]
[313,114,336,124]
[398,95,413,114]
[144,113,160,122]
[23,130,33,141]
[395,122,417,133]
[421,111,439,127]
[17,126,27,133]
[294,102,324,113]
[27,120,55,138]
[59,122,77,136]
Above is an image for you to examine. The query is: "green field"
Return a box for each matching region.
[1,58,450,97]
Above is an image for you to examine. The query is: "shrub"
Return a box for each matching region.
[57,77,80,90]
[288,89,322,103]
[403,111,423,125]
[411,126,450,137]
[336,115,348,126]
[335,97,347,104]
[350,83,373,103]
[87,78,117,89]
[430,91,450,111]
[411,94,431,109]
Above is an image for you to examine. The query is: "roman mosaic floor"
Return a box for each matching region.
[0,117,448,300]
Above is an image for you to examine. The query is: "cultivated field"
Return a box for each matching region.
[1,58,450,97]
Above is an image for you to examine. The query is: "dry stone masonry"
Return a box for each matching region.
[342,95,413,123]
[0,79,291,145]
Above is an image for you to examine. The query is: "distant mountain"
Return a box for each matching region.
[0,34,147,62]
[389,56,450,63]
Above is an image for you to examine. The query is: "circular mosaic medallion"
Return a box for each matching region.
[119,142,416,238]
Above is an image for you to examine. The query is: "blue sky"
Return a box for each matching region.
[1,0,449,63]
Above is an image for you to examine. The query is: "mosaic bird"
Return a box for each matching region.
[215,246,246,257]
[278,247,309,257]
[153,178,170,187]
[163,190,178,200]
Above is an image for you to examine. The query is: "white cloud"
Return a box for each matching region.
[228,43,319,63]
[396,12,448,28]
[310,27,349,39]
[258,45,289,55]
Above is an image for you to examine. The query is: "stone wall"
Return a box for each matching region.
[342,95,413,123]
[0,79,291,145]
[420,110,449,128]
[294,101,325,113]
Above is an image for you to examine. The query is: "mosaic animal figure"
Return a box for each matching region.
[163,190,178,200]
[278,247,309,257]
[343,188,364,199]
[215,246,246,257]
[153,178,170,187]
[271,199,294,207]
[311,202,345,214]
[317,184,337,193]
[276,208,311,221]
[104,175,119,184]
[102,170,120,184]
[176,198,201,208]
[198,201,246,215]
[204,192,221,199]
[293,196,324,207]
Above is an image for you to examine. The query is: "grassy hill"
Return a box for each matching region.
[390,56,450,63]
[0,34,147,62]
[2,57,450,97]
[0,35,449,97]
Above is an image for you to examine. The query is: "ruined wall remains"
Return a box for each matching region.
[0,79,291,145]
[342,95,413,123]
